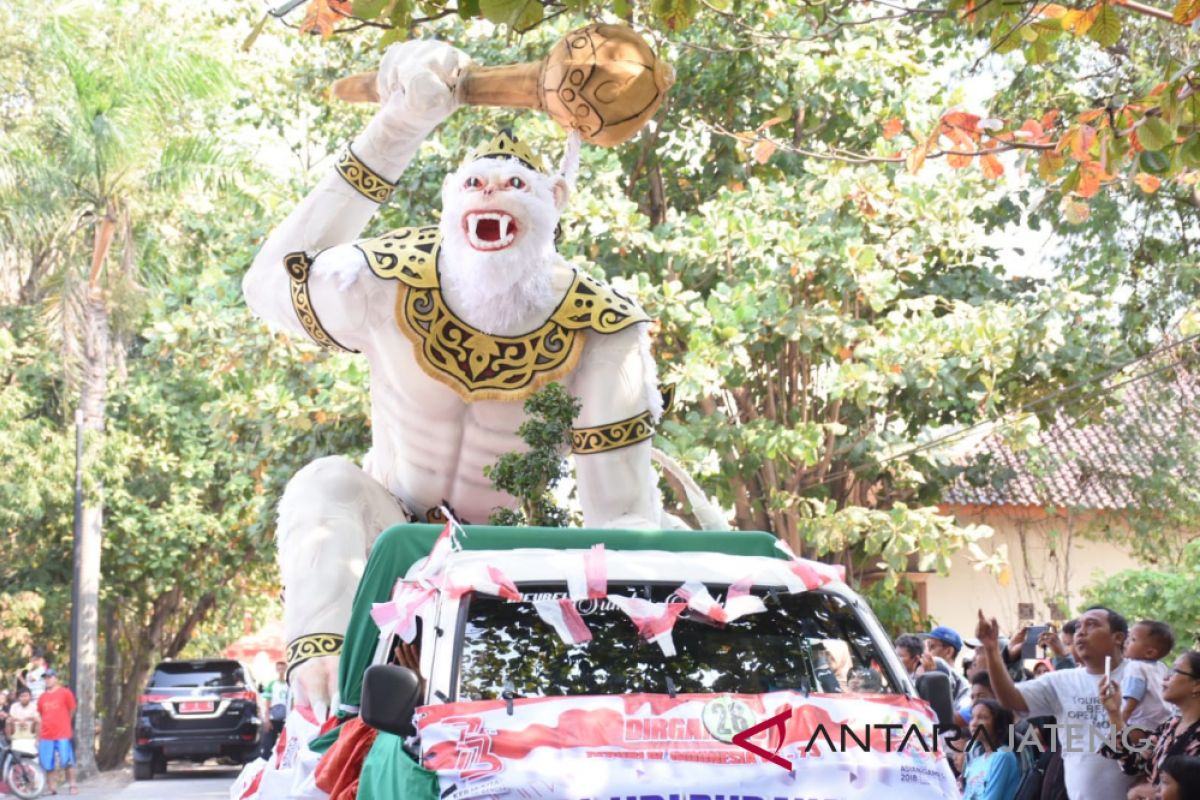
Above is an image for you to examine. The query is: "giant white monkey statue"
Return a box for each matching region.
[242,40,669,719]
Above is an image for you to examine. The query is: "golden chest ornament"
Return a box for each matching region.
[355,226,649,402]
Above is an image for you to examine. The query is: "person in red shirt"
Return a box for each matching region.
[36,669,78,796]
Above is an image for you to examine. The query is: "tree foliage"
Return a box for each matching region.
[1085,539,1200,658]
[485,383,581,527]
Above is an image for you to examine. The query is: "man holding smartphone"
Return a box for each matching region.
[976,606,1135,800]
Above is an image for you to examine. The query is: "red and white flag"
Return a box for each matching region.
[673,580,728,624]
[444,564,522,602]
[370,580,437,643]
[568,544,607,601]
[532,598,593,645]
[781,558,844,592]
[415,523,457,588]
[724,575,768,621]
[772,539,845,591]
[606,595,686,656]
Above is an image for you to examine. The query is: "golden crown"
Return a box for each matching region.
[463,129,548,175]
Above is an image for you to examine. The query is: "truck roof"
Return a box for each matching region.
[336,523,792,711]
[373,523,788,578]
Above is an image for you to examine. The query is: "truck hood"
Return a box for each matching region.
[416,691,958,800]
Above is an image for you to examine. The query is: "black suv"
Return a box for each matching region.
[133,659,261,780]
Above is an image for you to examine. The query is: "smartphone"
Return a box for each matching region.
[1022,625,1049,660]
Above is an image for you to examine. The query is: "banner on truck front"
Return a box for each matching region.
[416,691,958,800]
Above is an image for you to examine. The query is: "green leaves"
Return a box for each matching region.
[479,0,543,31]
[1137,117,1174,152]
[485,383,580,527]
[1087,3,1122,48]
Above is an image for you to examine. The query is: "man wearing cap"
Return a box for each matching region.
[36,669,78,796]
[243,39,667,719]
[918,627,971,712]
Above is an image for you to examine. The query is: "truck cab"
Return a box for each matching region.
[331,525,959,800]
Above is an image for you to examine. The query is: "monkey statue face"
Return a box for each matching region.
[437,155,571,333]
[441,157,567,256]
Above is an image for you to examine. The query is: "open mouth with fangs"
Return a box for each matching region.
[463,211,518,251]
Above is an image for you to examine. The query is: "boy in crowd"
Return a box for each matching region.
[1120,619,1175,727]
[5,687,40,754]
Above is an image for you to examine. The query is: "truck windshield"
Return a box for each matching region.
[456,584,901,701]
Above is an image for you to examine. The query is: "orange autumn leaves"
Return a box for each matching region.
[299,0,352,38]
[885,103,1166,209]
[888,111,1006,181]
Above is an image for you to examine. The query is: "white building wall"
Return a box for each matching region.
[923,507,1145,637]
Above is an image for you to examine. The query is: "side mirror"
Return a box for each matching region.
[914,671,955,729]
[361,665,422,738]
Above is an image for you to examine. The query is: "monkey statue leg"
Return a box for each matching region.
[276,455,410,721]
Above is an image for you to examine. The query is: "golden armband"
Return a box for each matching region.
[284,251,360,353]
[285,633,344,681]
[570,387,674,455]
[571,409,655,455]
[335,146,396,204]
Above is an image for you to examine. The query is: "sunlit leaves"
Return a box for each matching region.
[1087,3,1122,47]
[479,0,544,31]
[1173,0,1200,24]
[1137,117,1175,152]
[1133,172,1161,193]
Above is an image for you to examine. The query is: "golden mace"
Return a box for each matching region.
[332,23,673,147]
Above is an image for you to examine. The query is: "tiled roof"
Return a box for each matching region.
[942,350,1200,510]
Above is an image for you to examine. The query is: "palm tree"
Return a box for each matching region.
[1,1,237,772]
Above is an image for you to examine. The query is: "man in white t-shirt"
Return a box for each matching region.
[975,606,1138,800]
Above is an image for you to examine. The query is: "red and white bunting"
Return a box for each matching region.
[444,563,523,602]
[415,523,457,588]
[606,594,687,657]
[772,539,845,592]
[532,598,593,645]
[781,558,845,593]
[724,575,768,621]
[567,543,608,601]
[673,580,728,624]
[370,581,437,643]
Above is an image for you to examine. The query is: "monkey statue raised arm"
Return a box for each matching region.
[241,40,667,720]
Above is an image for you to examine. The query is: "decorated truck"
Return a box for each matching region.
[234,524,959,800]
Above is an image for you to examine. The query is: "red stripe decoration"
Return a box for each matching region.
[558,599,593,643]
[585,544,607,599]
[487,565,523,601]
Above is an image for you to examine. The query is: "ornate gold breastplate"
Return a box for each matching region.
[356,226,649,402]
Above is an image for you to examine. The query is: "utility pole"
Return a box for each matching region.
[70,410,83,696]
[71,402,101,778]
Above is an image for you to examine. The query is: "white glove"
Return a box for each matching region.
[376,39,471,130]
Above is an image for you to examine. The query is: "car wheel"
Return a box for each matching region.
[133,759,154,781]
[152,752,167,774]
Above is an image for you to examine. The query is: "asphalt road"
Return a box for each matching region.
[57,763,240,800]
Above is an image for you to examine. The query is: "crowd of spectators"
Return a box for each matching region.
[1,652,79,795]
[893,609,1200,800]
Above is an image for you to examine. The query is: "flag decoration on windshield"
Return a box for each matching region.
[605,595,688,656]
[370,513,847,654]
[531,598,593,645]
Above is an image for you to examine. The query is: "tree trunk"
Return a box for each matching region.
[74,287,110,777]
[75,209,116,776]
[95,588,217,769]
